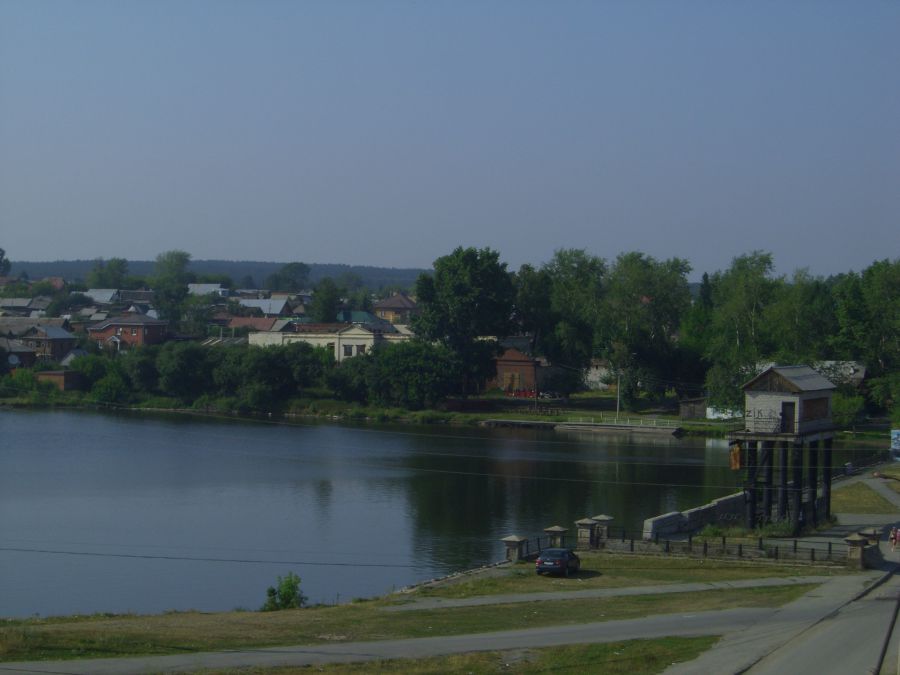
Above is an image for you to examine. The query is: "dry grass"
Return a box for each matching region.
[831,481,899,513]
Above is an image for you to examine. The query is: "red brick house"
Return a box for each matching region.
[487,347,540,393]
[88,315,169,350]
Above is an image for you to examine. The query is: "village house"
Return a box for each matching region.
[373,293,418,324]
[88,314,169,350]
[0,337,37,368]
[19,325,78,361]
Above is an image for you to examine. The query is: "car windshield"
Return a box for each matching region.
[541,549,567,559]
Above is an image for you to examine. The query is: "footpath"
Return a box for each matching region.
[4,471,900,675]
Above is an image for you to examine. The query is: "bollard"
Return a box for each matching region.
[793,539,798,553]
[665,539,670,554]
[828,541,832,558]
[703,541,708,557]
[738,543,743,558]
[629,538,634,553]
[810,548,816,562]
[775,545,779,560]
[688,534,693,551]
[758,537,763,550]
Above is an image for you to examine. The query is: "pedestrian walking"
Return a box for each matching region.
[889,526,897,552]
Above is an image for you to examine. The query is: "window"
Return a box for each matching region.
[356,345,366,355]
[343,344,353,357]
[131,328,137,336]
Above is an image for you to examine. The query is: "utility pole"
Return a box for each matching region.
[616,373,620,422]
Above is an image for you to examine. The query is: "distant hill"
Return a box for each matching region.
[8,260,428,291]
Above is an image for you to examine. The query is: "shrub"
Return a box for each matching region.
[261,572,307,611]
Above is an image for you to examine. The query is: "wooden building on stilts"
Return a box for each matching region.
[728,366,836,533]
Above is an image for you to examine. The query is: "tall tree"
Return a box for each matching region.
[598,252,691,402]
[0,247,10,276]
[414,247,515,393]
[766,269,837,364]
[309,278,342,322]
[86,257,129,288]
[265,262,310,292]
[704,251,779,408]
[152,250,192,323]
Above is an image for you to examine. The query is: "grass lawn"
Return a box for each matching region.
[830,481,899,513]
[410,553,844,600]
[0,585,811,663]
[201,637,721,674]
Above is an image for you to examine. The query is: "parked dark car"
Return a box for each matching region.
[535,548,580,576]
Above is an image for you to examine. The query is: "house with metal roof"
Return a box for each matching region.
[374,293,419,324]
[238,298,290,317]
[84,289,120,305]
[20,325,78,361]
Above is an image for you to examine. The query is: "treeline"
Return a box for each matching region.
[0,340,466,414]
[408,247,899,419]
[6,258,426,291]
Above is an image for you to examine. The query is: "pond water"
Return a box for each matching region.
[0,408,877,617]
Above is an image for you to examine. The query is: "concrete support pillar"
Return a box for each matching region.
[762,441,775,524]
[745,441,758,529]
[544,525,568,549]
[791,441,804,533]
[777,442,789,522]
[575,518,598,550]
[808,440,820,526]
[501,535,528,562]
[823,437,833,521]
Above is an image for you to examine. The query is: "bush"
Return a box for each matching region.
[261,572,307,611]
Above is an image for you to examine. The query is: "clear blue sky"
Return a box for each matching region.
[1,1,898,279]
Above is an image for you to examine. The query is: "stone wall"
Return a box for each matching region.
[643,492,745,540]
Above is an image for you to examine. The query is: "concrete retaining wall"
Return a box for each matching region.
[643,492,745,540]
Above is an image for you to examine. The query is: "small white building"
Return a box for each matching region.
[249,322,413,362]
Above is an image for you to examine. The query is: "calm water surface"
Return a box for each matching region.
[0,408,875,617]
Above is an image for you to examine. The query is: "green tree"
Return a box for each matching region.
[86,258,129,289]
[414,247,515,393]
[265,262,310,292]
[366,341,461,409]
[156,342,210,401]
[152,250,193,323]
[309,278,343,322]
[0,247,10,276]
[598,252,691,403]
[261,572,306,611]
[704,251,779,408]
[528,249,605,372]
[766,269,837,364]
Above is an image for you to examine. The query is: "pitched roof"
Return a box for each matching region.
[227,317,277,331]
[0,317,70,337]
[374,293,417,310]
[25,325,76,340]
[88,315,169,331]
[84,289,120,304]
[0,337,35,354]
[743,365,836,393]
[238,298,288,315]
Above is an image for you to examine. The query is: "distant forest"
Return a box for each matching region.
[9,260,427,291]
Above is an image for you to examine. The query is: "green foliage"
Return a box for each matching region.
[264,262,309,292]
[0,247,10,276]
[261,572,306,611]
[366,341,461,410]
[831,392,865,428]
[152,250,193,323]
[86,258,129,289]
[0,368,38,397]
[70,355,110,388]
[46,292,92,317]
[309,277,342,322]
[414,247,515,393]
[156,342,211,401]
[90,371,130,406]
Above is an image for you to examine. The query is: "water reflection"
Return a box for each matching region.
[0,409,882,617]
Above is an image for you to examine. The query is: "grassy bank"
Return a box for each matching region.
[0,584,811,663]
